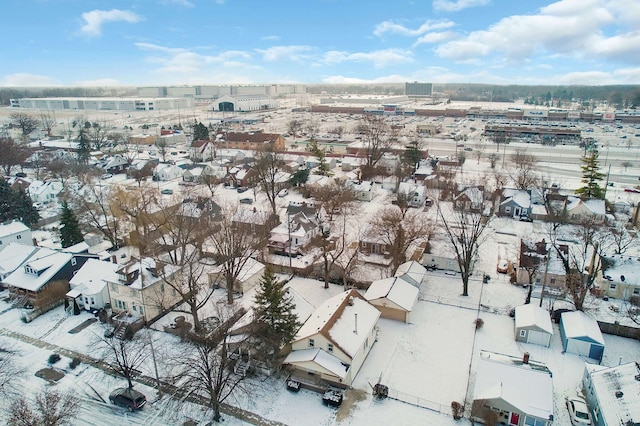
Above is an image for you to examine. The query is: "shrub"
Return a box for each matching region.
[451,401,464,420]
[475,318,485,329]
[48,353,61,364]
[69,357,81,369]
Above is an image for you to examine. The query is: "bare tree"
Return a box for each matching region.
[437,204,492,296]
[309,178,356,222]
[286,119,303,141]
[358,115,396,179]
[46,158,72,186]
[510,167,539,190]
[97,332,149,389]
[0,342,24,399]
[602,222,637,254]
[474,142,486,164]
[155,138,169,162]
[488,153,499,169]
[0,137,31,176]
[39,111,57,138]
[621,161,633,171]
[8,389,79,426]
[9,112,40,142]
[510,148,537,170]
[128,162,156,187]
[368,206,434,273]
[328,126,345,139]
[89,121,109,151]
[253,147,285,216]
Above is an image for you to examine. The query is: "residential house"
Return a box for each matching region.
[454,185,484,212]
[565,197,606,223]
[3,247,90,308]
[104,257,181,323]
[202,160,228,180]
[283,289,381,387]
[99,155,129,174]
[215,148,245,165]
[28,180,64,205]
[394,260,427,287]
[182,165,205,183]
[268,210,322,256]
[471,351,554,426]
[209,257,265,294]
[0,242,39,283]
[349,180,375,202]
[216,132,285,151]
[359,226,393,266]
[5,176,32,192]
[397,182,427,208]
[0,220,33,252]
[340,156,363,172]
[516,239,568,289]
[364,275,419,323]
[559,311,605,363]
[66,258,119,313]
[498,188,532,218]
[153,163,184,181]
[583,362,640,426]
[514,304,553,347]
[190,140,215,162]
[413,159,434,181]
[227,166,258,188]
[231,207,274,235]
[599,254,640,300]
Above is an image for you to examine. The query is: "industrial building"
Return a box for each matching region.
[136,84,303,99]
[405,81,433,97]
[10,97,192,111]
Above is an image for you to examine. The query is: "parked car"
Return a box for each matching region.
[519,214,533,222]
[239,198,253,204]
[624,188,640,193]
[497,259,509,274]
[278,188,288,197]
[15,172,27,178]
[236,187,249,193]
[109,388,146,412]
[101,173,113,180]
[551,308,574,324]
[160,189,173,195]
[566,395,592,425]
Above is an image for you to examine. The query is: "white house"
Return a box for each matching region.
[0,220,33,252]
[209,258,265,295]
[349,180,375,202]
[397,182,427,208]
[514,304,553,347]
[599,254,640,301]
[28,180,64,204]
[0,242,39,283]
[66,258,119,313]
[364,276,419,323]
[284,289,380,387]
[154,163,184,181]
[583,362,640,426]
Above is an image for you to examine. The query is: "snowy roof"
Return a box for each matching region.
[62,241,90,254]
[583,198,606,215]
[0,243,39,277]
[474,354,554,421]
[284,348,348,379]
[514,304,553,335]
[584,362,640,425]
[561,311,605,345]
[394,260,427,287]
[3,248,72,292]
[365,277,419,311]
[501,188,531,208]
[0,220,29,238]
[602,254,640,286]
[295,289,380,358]
[398,182,425,196]
[456,186,483,205]
[69,258,119,295]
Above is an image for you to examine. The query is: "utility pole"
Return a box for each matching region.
[539,249,551,309]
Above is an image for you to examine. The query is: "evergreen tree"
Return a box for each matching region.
[76,128,91,165]
[308,139,329,175]
[193,121,209,141]
[252,268,300,361]
[576,149,605,199]
[289,168,309,187]
[0,179,39,228]
[59,202,83,248]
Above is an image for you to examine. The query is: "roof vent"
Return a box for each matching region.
[615,391,623,398]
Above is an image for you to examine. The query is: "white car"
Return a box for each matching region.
[566,396,592,425]
[497,259,509,274]
[278,188,288,197]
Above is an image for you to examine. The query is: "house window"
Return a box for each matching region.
[519,329,526,338]
[309,339,314,348]
[610,283,617,290]
[550,277,556,285]
[16,235,22,240]
[71,258,77,266]
[327,344,333,353]
[139,306,144,315]
[633,288,639,295]
[90,297,94,305]
[524,417,547,426]
[505,206,511,213]
[110,283,119,293]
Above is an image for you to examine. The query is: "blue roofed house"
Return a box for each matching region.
[559,311,605,363]
[498,188,532,218]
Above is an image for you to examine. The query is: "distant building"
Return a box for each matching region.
[405,82,433,97]
[214,95,277,112]
[0,220,32,252]
[11,97,192,111]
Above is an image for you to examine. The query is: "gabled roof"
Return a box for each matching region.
[474,353,553,421]
[284,348,348,379]
[515,304,553,334]
[394,260,427,287]
[3,248,72,292]
[69,258,119,295]
[294,289,380,358]
[365,276,419,311]
[501,188,531,208]
[0,243,39,277]
[561,311,605,345]
[0,220,30,238]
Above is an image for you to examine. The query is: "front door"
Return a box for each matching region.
[509,412,520,425]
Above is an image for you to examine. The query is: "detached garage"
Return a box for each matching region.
[559,311,605,363]
[514,304,553,347]
[364,276,419,323]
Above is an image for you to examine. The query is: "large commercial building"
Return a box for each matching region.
[214,94,278,112]
[405,82,433,97]
[137,84,304,100]
[10,97,193,111]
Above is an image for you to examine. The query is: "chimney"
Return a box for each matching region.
[523,352,530,364]
[353,313,358,334]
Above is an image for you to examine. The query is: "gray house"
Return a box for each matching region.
[514,304,553,347]
[498,188,532,218]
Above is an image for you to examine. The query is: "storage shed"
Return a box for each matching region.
[514,304,553,347]
[559,311,605,363]
[364,276,419,323]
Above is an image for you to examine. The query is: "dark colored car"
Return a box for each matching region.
[239,198,253,204]
[519,214,533,222]
[552,308,574,323]
[109,388,146,412]
[15,172,27,178]
[236,187,248,193]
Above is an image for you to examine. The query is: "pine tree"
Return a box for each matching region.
[193,121,209,141]
[252,268,300,361]
[0,179,39,228]
[309,139,329,175]
[59,202,83,248]
[76,128,91,165]
[575,149,605,199]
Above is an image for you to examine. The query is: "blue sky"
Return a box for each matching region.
[1,0,639,87]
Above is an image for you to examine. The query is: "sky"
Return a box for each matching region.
[1,0,640,87]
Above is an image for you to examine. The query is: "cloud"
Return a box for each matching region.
[432,0,490,12]
[73,78,121,87]
[161,0,195,7]
[261,35,280,41]
[413,31,457,46]
[321,48,414,68]
[80,9,142,37]
[433,0,640,64]
[374,19,455,37]
[0,73,60,87]
[255,46,314,62]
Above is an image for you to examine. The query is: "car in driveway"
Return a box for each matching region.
[109,388,146,412]
[160,189,173,195]
[101,173,113,180]
[236,187,249,193]
[497,259,509,274]
[278,188,288,197]
[239,198,253,204]
[519,214,533,222]
[566,395,591,425]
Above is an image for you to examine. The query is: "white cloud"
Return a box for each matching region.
[432,0,490,12]
[255,46,314,62]
[261,35,280,41]
[73,78,121,87]
[321,48,414,68]
[374,19,455,37]
[413,31,457,46]
[0,73,59,87]
[80,9,142,37]
[161,0,195,7]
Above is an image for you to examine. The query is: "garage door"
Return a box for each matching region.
[566,338,591,357]
[379,305,407,322]
[528,330,550,347]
